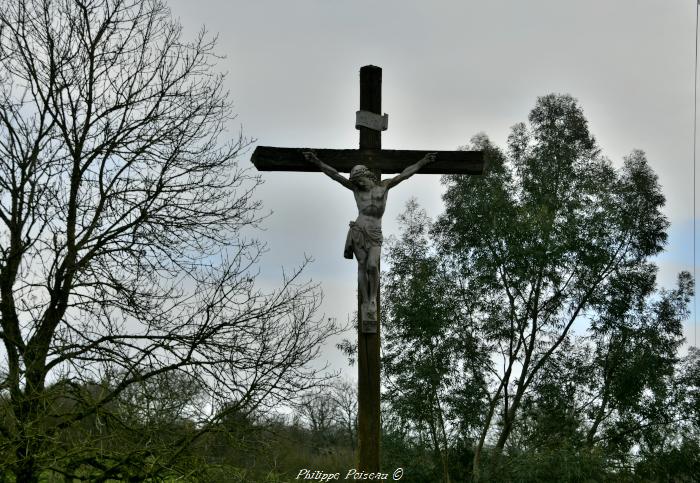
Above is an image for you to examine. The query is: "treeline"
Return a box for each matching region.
[4,343,695,483]
[0,377,359,481]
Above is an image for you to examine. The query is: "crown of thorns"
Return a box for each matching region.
[349,165,375,181]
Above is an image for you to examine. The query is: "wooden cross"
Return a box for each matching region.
[251,65,484,472]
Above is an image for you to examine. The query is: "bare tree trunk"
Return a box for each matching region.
[14,387,41,482]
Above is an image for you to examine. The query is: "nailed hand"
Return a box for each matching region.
[303,150,321,164]
[423,152,437,163]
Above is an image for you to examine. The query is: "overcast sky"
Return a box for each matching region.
[167,0,699,375]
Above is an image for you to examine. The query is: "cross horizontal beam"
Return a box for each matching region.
[251,146,486,175]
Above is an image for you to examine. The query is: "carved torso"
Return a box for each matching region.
[353,184,387,228]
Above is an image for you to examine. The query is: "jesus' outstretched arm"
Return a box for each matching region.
[382,152,437,189]
[303,151,355,190]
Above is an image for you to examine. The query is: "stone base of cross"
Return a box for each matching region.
[251,65,484,472]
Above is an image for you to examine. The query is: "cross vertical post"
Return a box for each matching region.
[357,65,382,472]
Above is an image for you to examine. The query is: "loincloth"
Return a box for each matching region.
[344,221,383,259]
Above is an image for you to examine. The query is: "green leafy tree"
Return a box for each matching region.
[380,94,692,481]
[434,94,680,478]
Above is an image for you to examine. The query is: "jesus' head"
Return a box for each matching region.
[349,165,376,190]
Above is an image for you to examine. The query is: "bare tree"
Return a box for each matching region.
[332,379,358,452]
[298,388,340,447]
[0,0,338,480]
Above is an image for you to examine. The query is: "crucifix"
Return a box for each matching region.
[251,65,484,472]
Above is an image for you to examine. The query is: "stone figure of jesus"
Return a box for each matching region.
[303,151,437,322]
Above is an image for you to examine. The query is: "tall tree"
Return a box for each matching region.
[0,0,337,480]
[380,94,690,480]
[435,95,677,478]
